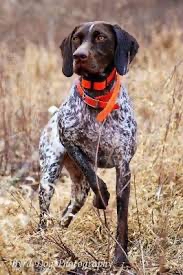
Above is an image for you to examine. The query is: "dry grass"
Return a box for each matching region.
[0,13,183,275]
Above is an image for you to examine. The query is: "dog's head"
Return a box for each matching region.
[60,21,139,77]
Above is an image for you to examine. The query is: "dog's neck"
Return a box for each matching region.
[79,66,116,97]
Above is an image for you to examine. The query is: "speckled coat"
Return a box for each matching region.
[38,21,139,266]
[38,81,137,263]
[58,83,137,167]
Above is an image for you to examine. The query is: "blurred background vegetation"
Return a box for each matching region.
[0,0,183,49]
[0,1,182,274]
[0,0,182,177]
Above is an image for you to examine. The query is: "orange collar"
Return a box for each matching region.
[76,72,121,122]
[81,68,116,91]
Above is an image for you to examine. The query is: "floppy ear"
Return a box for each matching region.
[60,27,77,77]
[113,24,139,75]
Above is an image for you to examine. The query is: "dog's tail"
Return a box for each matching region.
[48,106,59,116]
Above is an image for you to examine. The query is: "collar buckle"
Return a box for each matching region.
[94,99,99,108]
[82,93,86,100]
[82,92,99,108]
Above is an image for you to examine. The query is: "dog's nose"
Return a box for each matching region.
[73,43,89,61]
[73,52,88,61]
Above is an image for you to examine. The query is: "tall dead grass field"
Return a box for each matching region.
[0,24,183,274]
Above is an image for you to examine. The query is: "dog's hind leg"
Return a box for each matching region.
[60,155,90,227]
[38,113,66,231]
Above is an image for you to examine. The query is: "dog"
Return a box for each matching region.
[38,21,139,266]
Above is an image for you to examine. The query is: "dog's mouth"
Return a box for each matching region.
[73,60,104,77]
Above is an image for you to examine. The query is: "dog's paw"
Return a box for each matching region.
[113,251,130,267]
[93,189,110,209]
[37,222,47,233]
[60,214,73,228]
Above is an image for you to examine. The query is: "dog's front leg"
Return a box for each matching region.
[64,143,110,209]
[114,161,131,266]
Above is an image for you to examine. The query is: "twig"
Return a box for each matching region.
[0,254,12,275]
[45,234,77,261]
[94,208,129,266]
[94,120,108,208]
[133,175,145,275]
[84,248,99,262]
[133,175,141,234]
[103,210,111,262]
[9,190,39,232]
[156,65,178,199]
[161,59,183,90]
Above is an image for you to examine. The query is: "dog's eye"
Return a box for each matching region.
[95,35,106,42]
[72,36,80,43]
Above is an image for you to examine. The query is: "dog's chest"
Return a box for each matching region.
[57,85,137,164]
[59,90,116,138]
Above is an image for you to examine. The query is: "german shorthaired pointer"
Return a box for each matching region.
[38,21,139,266]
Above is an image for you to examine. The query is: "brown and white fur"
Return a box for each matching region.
[38,21,139,266]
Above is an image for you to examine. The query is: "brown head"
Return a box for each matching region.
[60,21,139,79]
